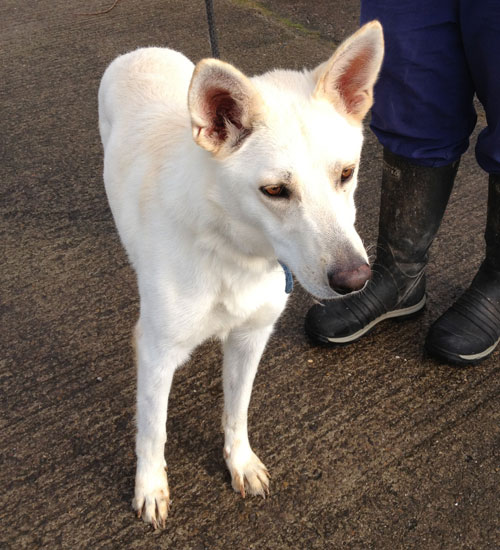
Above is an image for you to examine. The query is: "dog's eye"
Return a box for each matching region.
[341,166,354,183]
[260,185,290,199]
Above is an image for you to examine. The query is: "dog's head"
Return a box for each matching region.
[188,21,384,299]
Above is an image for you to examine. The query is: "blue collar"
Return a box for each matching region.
[278,261,294,294]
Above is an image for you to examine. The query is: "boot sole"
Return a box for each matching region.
[426,336,500,366]
[307,295,427,345]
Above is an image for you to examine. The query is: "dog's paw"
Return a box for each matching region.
[225,446,270,498]
[132,465,170,529]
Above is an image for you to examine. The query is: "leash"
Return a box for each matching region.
[204,0,220,58]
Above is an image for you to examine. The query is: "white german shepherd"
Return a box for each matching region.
[99,21,383,528]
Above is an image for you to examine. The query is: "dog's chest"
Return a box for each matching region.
[202,266,285,338]
[213,277,262,325]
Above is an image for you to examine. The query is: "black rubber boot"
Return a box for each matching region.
[305,149,459,344]
[425,174,500,365]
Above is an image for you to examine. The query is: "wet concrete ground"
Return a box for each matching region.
[1,1,498,549]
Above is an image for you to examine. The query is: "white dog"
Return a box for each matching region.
[99,21,383,528]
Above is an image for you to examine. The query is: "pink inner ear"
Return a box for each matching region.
[337,48,372,114]
[204,88,243,141]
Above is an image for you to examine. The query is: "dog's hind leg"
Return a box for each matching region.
[222,323,274,498]
[132,323,190,528]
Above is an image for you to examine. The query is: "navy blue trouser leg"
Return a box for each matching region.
[460,1,500,175]
[360,0,500,173]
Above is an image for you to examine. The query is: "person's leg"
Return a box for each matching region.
[361,0,477,166]
[425,0,500,365]
[461,0,500,176]
[306,1,474,344]
[426,175,500,364]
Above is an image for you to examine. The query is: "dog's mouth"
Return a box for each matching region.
[330,277,370,297]
[332,287,354,296]
[294,278,342,300]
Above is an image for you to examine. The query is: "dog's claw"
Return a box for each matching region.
[227,449,270,499]
[133,466,170,529]
[257,471,270,497]
[238,474,246,498]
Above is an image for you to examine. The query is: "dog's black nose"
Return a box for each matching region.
[328,263,371,294]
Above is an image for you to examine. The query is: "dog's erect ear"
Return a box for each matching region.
[188,59,262,155]
[313,20,384,123]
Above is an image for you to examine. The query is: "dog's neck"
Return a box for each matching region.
[196,211,278,274]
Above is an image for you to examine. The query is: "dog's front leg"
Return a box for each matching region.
[222,324,274,498]
[132,325,188,528]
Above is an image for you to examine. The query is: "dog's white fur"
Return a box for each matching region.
[99,21,383,527]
